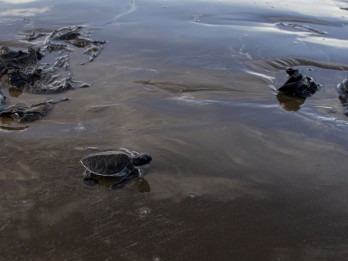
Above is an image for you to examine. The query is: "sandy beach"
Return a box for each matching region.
[1,0,348,260]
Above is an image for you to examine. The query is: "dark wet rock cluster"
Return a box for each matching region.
[278,68,321,98]
[276,67,322,111]
[1,49,89,95]
[337,79,348,116]
[277,68,348,116]
[0,26,106,124]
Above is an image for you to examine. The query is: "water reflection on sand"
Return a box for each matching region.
[1,0,348,260]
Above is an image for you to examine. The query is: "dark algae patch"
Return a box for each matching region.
[0,97,69,123]
[0,25,105,125]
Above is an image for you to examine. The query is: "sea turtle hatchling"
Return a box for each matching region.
[80,148,152,189]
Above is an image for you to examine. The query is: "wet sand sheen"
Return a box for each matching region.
[1,0,348,260]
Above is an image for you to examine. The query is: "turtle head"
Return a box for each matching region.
[132,153,152,166]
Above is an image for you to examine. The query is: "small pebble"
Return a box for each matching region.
[188,193,198,199]
[138,207,151,217]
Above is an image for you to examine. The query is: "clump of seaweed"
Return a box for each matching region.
[0,25,106,124]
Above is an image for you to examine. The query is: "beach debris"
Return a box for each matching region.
[336,78,348,116]
[278,68,322,98]
[0,25,105,126]
[80,148,152,190]
[0,97,69,123]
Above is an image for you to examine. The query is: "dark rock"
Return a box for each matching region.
[8,67,42,89]
[0,47,41,77]
[278,67,322,98]
[336,79,348,116]
[337,79,348,103]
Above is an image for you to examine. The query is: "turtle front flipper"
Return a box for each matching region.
[83,170,99,186]
[110,168,140,191]
[83,170,92,178]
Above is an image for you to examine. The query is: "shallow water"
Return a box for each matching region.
[1,0,348,260]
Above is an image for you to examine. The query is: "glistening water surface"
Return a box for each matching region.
[1,0,348,260]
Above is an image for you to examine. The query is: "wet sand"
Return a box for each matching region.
[1,0,348,260]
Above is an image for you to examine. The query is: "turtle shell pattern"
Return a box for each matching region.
[80,151,134,177]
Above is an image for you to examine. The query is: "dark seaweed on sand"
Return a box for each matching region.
[0,26,106,123]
